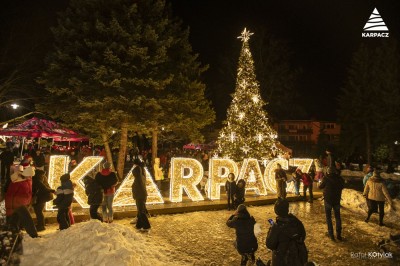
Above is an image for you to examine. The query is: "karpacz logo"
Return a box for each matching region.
[362,8,389,38]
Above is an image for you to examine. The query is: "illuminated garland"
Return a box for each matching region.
[113,165,164,206]
[169,158,204,202]
[208,158,239,200]
[238,158,267,195]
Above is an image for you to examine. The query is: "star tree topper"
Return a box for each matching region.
[237,28,254,42]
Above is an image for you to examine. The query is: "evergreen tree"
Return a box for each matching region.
[38,0,214,176]
[338,40,400,163]
[217,28,279,161]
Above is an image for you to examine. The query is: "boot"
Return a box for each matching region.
[379,214,385,226]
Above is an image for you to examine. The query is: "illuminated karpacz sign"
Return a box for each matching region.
[46,156,313,208]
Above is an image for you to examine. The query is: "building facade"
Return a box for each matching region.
[273,120,341,157]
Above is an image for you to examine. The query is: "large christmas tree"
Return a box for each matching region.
[218,28,279,161]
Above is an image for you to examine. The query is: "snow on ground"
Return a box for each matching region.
[21,189,400,266]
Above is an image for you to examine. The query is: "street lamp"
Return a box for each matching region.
[10,103,19,126]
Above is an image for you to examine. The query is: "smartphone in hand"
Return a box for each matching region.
[268,218,274,225]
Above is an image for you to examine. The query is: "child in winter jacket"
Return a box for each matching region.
[84,176,103,221]
[225,173,237,210]
[234,179,246,209]
[53,173,74,230]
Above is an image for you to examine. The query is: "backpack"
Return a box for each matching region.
[283,232,308,266]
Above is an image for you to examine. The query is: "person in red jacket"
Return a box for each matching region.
[5,163,38,238]
[296,169,313,203]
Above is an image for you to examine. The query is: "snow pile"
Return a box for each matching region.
[21,220,187,266]
[340,169,400,181]
[341,188,400,222]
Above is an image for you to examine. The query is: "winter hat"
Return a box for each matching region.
[274,198,289,217]
[237,204,247,214]
[60,173,70,182]
[103,162,111,169]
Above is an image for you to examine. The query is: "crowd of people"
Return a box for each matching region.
[1,141,399,265]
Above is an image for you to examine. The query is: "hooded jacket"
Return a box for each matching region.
[363,174,392,203]
[5,168,32,216]
[95,169,118,195]
[53,174,74,209]
[266,214,307,266]
[226,209,258,254]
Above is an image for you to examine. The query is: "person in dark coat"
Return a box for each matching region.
[234,179,246,209]
[32,170,55,231]
[318,168,344,241]
[266,198,308,266]
[95,162,118,223]
[227,204,258,265]
[131,159,150,231]
[84,176,103,221]
[1,147,15,193]
[275,163,287,199]
[225,173,237,210]
[53,173,74,230]
[32,150,46,171]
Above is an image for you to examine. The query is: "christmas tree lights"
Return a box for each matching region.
[217,28,280,161]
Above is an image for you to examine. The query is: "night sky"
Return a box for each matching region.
[1,0,400,122]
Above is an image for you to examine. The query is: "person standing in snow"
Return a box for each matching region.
[275,163,287,199]
[234,179,246,209]
[32,169,55,231]
[363,165,374,187]
[95,162,118,223]
[132,159,150,231]
[266,198,308,266]
[318,167,344,241]
[225,173,237,210]
[53,173,74,230]
[363,171,395,226]
[84,176,103,222]
[298,169,313,203]
[226,204,258,265]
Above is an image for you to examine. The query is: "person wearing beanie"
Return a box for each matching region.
[95,161,118,223]
[363,171,395,226]
[53,173,74,230]
[318,168,344,241]
[226,204,258,265]
[266,198,308,266]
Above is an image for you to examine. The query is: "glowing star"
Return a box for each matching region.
[212,151,219,158]
[169,158,204,202]
[240,145,251,155]
[257,133,263,143]
[252,95,259,103]
[208,158,239,200]
[238,112,245,120]
[230,132,236,142]
[263,158,290,193]
[238,158,267,195]
[240,80,248,89]
[113,165,164,206]
[237,27,254,42]
[261,157,269,167]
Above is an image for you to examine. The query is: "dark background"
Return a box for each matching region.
[1,0,400,122]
